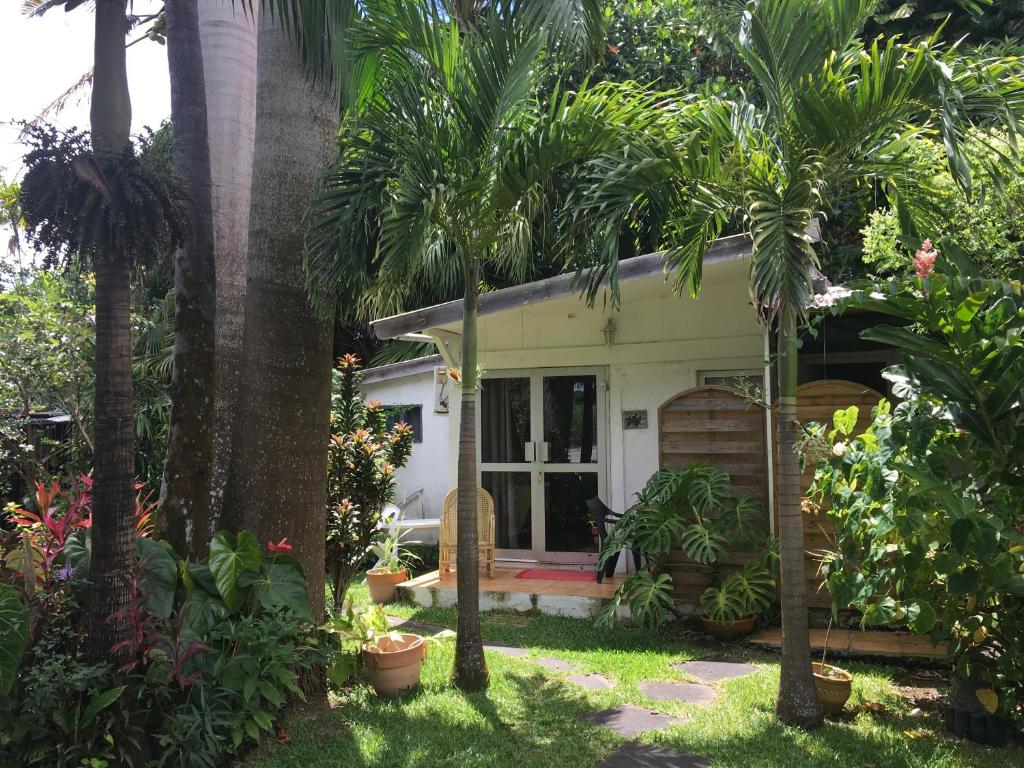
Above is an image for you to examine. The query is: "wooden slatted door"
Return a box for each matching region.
[774,379,885,609]
[658,386,769,603]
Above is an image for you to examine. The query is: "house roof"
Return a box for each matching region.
[370,233,753,341]
[361,354,444,384]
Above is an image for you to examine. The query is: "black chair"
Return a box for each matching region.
[586,497,641,583]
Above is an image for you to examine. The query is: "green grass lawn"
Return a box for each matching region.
[243,584,1023,768]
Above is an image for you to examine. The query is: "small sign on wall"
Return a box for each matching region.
[622,410,648,430]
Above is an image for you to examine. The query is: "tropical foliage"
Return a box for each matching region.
[811,249,1024,721]
[326,354,414,610]
[597,462,775,629]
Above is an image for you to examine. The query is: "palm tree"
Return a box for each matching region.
[217,8,340,627]
[573,0,1024,727]
[21,0,186,663]
[305,0,670,691]
[197,0,259,532]
[160,0,217,559]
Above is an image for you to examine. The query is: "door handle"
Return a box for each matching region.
[524,442,536,462]
[539,442,550,462]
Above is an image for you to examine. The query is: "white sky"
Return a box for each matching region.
[0,1,171,261]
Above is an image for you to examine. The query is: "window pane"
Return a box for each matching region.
[480,378,530,463]
[544,472,598,553]
[543,375,598,463]
[482,471,532,550]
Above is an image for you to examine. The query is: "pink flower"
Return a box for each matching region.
[267,538,292,553]
[914,239,938,279]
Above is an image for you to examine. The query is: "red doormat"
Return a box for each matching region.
[515,568,596,582]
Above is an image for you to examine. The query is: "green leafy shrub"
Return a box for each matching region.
[814,255,1024,720]
[0,512,323,767]
[597,461,776,628]
[326,354,413,611]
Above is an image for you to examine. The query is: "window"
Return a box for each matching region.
[383,405,423,443]
[699,370,765,399]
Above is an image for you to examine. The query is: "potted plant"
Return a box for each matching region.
[365,528,421,604]
[810,622,853,715]
[596,461,776,637]
[697,556,775,640]
[324,603,428,698]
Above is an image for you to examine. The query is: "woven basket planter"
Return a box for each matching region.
[812,662,853,715]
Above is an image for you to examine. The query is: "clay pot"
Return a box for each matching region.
[362,633,427,697]
[366,568,408,604]
[702,615,757,640]
[812,662,853,715]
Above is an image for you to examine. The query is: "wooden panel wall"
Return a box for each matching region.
[774,380,884,609]
[655,380,883,609]
[658,386,769,603]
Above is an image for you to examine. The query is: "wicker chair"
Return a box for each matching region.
[439,487,496,578]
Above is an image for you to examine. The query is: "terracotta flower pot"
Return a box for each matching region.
[812,662,853,715]
[702,615,757,640]
[366,567,408,604]
[362,633,427,698]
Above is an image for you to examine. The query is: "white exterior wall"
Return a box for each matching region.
[372,258,767,562]
[361,370,449,544]
[467,259,765,523]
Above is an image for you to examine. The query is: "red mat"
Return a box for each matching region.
[515,568,596,582]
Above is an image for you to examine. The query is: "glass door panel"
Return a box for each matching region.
[481,377,530,463]
[543,473,599,553]
[482,471,532,550]
[543,375,598,464]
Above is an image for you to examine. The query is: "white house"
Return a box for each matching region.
[363,234,894,588]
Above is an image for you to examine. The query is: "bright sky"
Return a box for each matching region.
[0,1,171,262]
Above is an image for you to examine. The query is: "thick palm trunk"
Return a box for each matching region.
[774,310,823,728]
[454,262,488,692]
[198,0,259,529]
[220,13,336,625]
[86,0,135,665]
[159,0,217,560]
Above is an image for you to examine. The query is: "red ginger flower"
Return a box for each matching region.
[267,537,292,553]
[914,239,938,279]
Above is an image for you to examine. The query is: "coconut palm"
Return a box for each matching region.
[304,0,670,691]
[572,0,1024,728]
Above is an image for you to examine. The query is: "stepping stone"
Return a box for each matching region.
[639,681,717,705]
[386,616,447,635]
[536,657,578,673]
[566,673,613,691]
[581,705,685,738]
[432,629,457,639]
[484,643,529,658]
[595,743,711,768]
[671,660,759,683]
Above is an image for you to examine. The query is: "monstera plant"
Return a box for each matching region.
[597,461,776,636]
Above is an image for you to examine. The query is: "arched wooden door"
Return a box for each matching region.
[775,379,884,609]
[658,386,769,602]
[658,385,769,503]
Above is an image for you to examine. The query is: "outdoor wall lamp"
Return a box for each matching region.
[602,317,616,346]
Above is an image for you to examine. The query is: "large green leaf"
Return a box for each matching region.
[135,537,178,619]
[238,563,313,622]
[0,584,28,697]
[209,530,262,611]
[63,529,91,576]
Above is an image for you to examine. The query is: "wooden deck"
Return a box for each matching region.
[749,628,950,660]
[398,567,625,619]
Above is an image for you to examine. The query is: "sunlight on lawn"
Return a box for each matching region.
[244,600,1024,768]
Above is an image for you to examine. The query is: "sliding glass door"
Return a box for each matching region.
[479,368,606,565]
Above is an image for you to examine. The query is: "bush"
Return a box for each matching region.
[0,487,325,768]
[325,355,413,611]
[597,461,775,629]
[814,252,1024,723]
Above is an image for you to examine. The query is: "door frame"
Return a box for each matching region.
[478,366,608,566]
